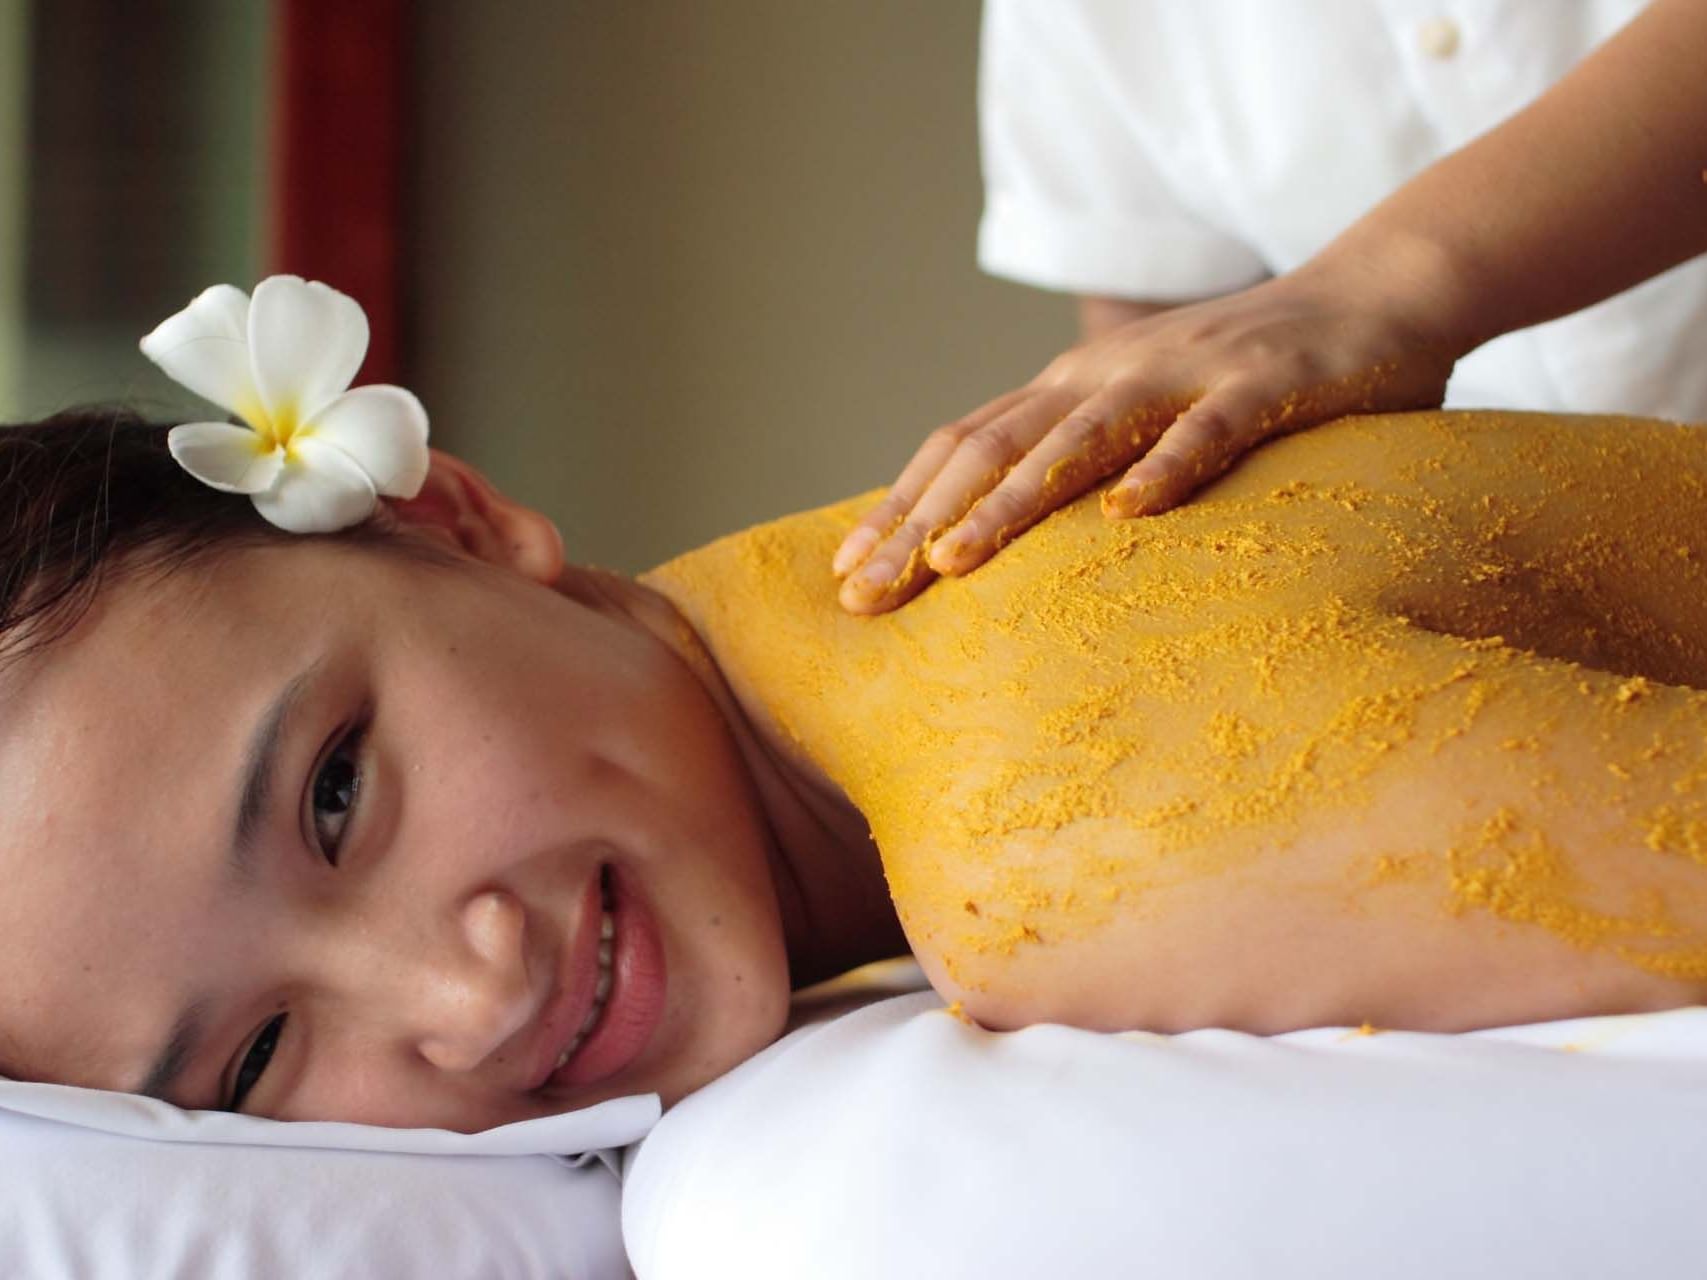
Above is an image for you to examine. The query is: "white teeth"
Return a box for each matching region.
[551,909,618,1078]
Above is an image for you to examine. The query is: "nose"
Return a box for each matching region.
[408,889,536,1073]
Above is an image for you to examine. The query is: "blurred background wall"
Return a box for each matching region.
[0,0,23,404]
[1,1,1070,573]
[0,0,267,421]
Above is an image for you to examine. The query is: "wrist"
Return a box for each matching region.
[1292,223,1491,364]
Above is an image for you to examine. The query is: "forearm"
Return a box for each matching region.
[1304,0,1707,356]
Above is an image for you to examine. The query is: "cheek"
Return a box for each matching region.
[644,851,793,1108]
[397,594,788,955]
[641,756,793,1052]
[283,1046,514,1131]
[406,728,592,874]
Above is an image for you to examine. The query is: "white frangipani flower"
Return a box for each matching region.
[140,275,430,533]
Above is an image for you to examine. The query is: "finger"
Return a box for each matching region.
[832,389,1029,578]
[839,388,1075,614]
[928,381,1186,575]
[1102,382,1266,517]
[837,528,940,615]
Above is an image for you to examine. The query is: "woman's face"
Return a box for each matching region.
[0,539,793,1129]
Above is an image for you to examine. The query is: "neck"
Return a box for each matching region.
[554,564,907,988]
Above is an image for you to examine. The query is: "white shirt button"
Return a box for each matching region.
[1417,16,1461,59]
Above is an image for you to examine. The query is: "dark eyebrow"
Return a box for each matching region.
[130,662,321,1104]
[231,661,320,882]
[135,999,206,1102]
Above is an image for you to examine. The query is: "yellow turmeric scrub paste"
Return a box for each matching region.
[643,411,1707,1035]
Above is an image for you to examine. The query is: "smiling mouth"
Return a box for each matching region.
[552,866,617,1071]
[540,859,669,1093]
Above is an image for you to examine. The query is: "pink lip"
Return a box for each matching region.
[544,862,667,1092]
[525,869,608,1092]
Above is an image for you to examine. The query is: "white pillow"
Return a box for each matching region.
[0,1077,659,1279]
[624,967,1707,1280]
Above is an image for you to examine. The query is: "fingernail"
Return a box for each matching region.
[833,529,878,577]
[1106,478,1161,516]
[929,531,972,572]
[852,559,892,594]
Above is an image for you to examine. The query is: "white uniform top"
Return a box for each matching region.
[978,0,1707,421]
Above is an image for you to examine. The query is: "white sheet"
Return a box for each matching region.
[0,1078,659,1278]
[624,963,1707,1279]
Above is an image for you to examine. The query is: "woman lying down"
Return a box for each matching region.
[3,275,1705,1132]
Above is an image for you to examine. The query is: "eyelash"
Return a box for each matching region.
[309,720,368,866]
[226,719,369,1110]
[227,1013,286,1113]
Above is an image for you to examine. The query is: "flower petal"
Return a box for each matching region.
[247,276,370,424]
[252,436,378,533]
[139,285,260,419]
[301,385,430,498]
[167,422,283,494]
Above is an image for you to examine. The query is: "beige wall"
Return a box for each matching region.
[411,1,1070,574]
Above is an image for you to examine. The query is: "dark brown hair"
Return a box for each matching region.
[0,405,390,669]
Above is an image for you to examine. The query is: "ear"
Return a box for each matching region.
[385,449,566,585]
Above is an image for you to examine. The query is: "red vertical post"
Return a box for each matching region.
[270,0,408,385]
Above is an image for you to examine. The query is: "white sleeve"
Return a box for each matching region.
[977,0,1268,301]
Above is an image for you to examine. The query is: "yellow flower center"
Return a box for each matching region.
[241,398,306,461]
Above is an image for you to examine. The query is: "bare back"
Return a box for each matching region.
[646,411,1707,1032]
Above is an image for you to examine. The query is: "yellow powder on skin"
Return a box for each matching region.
[644,411,1707,1001]
[944,1000,977,1026]
[1438,807,1683,958]
[1336,1022,1383,1041]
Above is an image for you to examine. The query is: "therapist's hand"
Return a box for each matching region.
[832,270,1460,615]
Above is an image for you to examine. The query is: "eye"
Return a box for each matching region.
[310,723,366,864]
[227,1013,287,1113]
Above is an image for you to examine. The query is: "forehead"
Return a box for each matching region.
[1,545,356,769]
[0,540,418,867]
